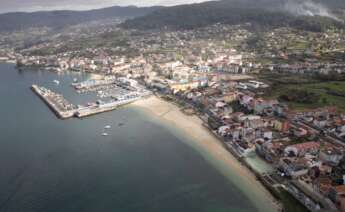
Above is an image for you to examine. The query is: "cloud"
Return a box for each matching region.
[0,0,208,14]
[283,0,341,21]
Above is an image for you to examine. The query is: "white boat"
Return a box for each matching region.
[102,132,109,136]
[104,125,111,129]
[53,80,60,85]
[73,78,78,83]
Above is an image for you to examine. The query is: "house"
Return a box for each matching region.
[222,92,238,103]
[241,127,256,143]
[273,103,288,116]
[169,81,201,92]
[256,140,285,163]
[263,130,273,140]
[313,118,329,128]
[231,112,245,122]
[241,115,264,129]
[313,176,332,196]
[218,126,231,137]
[336,125,345,140]
[279,157,309,178]
[215,101,226,108]
[337,125,345,134]
[284,141,320,157]
[231,128,241,140]
[273,119,290,132]
[319,146,344,166]
[239,95,254,108]
[253,99,279,115]
[329,185,345,208]
[292,127,308,137]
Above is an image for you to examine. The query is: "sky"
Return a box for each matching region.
[0,0,210,14]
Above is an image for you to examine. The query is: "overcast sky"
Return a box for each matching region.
[0,0,210,14]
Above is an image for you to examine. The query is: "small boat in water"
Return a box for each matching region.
[73,78,78,83]
[102,132,109,136]
[104,125,111,129]
[53,80,60,85]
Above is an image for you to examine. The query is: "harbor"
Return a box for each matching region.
[31,77,151,119]
[1,62,271,212]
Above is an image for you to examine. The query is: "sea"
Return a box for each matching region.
[0,63,273,212]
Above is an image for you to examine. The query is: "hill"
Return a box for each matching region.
[121,0,345,32]
[0,6,161,32]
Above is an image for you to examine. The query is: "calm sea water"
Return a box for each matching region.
[0,63,260,212]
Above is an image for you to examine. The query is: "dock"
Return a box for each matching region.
[75,97,141,118]
[32,84,152,119]
[31,85,76,119]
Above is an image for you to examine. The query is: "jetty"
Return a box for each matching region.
[75,97,141,118]
[31,85,77,119]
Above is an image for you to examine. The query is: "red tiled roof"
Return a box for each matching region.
[288,141,320,151]
[335,185,345,194]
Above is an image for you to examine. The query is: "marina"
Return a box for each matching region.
[31,77,152,119]
[1,63,267,212]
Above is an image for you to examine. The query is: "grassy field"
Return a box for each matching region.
[268,81,345,112]
[257,73,345,112]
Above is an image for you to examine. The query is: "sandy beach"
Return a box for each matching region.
[132,96,281,212]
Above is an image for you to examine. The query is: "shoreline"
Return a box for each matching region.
[131,95,281,212]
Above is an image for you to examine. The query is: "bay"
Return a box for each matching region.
[0,63,261,212]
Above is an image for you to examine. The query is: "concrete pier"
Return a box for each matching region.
[75,98,139,118]
[31,85,76,119]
